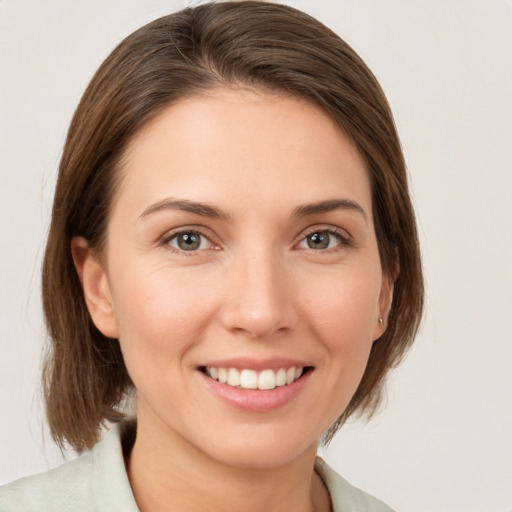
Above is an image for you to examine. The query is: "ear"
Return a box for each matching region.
[372,265,397,341]
[71,237,119,338]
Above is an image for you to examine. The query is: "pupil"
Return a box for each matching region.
[308,232,329,249]
[179,233,200,250]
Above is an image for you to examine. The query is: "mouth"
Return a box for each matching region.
[199,365,313,391]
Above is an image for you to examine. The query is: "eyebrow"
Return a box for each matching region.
[140,197,367,223]
[292,198,367,223]
[140,198,230,221]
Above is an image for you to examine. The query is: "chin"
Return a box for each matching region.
[196,424,321,470]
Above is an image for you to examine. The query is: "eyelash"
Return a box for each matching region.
[160,226,352,254]
[160,228,218,255]
[297,226,352,252]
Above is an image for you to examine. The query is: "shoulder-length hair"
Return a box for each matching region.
[42,1,423,452]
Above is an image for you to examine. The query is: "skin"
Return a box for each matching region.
[73,88,393,512]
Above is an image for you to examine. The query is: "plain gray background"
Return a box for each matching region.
[1,1,511,511]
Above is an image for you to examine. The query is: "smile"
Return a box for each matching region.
[204,366,306,390]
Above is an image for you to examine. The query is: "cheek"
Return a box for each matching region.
[300,265,382,345]
[317,302,377,410]
[108,264,219,372]
[298,265,381,410]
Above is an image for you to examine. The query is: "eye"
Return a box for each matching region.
[166,231,212,252]
[297,230,346,250]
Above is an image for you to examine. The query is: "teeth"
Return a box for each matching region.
[275,368,286,386]
[218,368,228,384]
[258,369,276,390]
[240,369,258,389]
[227,368,240,387]
[205,366,305,390]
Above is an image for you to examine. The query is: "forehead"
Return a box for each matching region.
[113,88,372,218]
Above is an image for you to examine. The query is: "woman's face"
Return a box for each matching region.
[81,89,392,469]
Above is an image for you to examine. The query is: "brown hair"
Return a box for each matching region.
[42,1,423,452]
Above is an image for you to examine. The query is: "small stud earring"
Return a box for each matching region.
[378,317,384,325]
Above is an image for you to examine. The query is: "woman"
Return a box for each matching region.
[0,2,423,511]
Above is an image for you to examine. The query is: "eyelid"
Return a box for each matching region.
[159,225,221,252]
[294,224,353,250]
[157,223,353,253]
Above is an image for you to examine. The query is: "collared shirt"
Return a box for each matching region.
[0,422,394,511]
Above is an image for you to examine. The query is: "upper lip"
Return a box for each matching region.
[199,357,312,371]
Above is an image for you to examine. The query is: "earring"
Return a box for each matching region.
[378,317,384,325]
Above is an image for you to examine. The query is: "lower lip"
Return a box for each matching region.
[198,370,312,412]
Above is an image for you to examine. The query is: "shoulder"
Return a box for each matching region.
[315,457,395,512]
[0,422,139,512]
[0,451,95,511]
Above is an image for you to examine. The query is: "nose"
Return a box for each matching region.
[219,249,297,339]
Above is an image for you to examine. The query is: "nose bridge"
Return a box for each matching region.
[221,243,295,338]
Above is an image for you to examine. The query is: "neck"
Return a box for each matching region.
[125,415,330,512]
